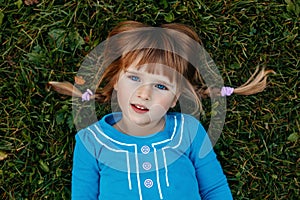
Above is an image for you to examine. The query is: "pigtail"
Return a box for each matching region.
[46,81,83,97]
[47,79,111,103]
[197,67,275,98]
[233,67,275,95]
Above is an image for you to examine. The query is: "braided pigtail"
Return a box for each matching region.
[46,81,82,98]
[46,81,107,102]
[196,67,275,98]
[232,67,275,95]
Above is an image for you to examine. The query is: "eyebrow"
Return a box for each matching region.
[125,69,175,88]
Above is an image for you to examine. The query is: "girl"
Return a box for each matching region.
[48,21,274,200]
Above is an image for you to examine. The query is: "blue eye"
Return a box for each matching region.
[129,75,140,82]
[155,84,168,90]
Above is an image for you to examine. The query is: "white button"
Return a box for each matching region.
[141,145,150,154]
[144,179,153,188]
[142,162,152,170]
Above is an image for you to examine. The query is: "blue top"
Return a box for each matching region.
[72,112,233,200]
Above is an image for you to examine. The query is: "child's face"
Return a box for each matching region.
[114,64,179,128]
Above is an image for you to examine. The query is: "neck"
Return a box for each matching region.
[114,117,165,136]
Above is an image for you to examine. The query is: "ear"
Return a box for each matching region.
[113,82,118,91]
[113,70,124,91]
[171,93,180,108]
[113,74,121,91]
[171,100,177,108]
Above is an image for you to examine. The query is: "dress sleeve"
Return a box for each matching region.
[72,133,100,199]
[188,120,233,200]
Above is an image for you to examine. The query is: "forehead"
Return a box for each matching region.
[127,63,179,84]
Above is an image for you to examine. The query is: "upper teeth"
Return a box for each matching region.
[136,105,146,109]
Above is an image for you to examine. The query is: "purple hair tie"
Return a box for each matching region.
[221,87,234,96]
[82,89,93,101]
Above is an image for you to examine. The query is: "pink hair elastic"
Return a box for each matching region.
[82,89,93,101]
[221,87,234,96]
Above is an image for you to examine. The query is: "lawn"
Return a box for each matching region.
[0,0,299,199]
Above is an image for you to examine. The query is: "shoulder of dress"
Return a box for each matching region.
[75,120,101,134]
[169,112,200,125]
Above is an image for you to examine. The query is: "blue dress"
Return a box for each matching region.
[72,112,233,200]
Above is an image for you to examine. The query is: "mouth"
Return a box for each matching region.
[131,104,149,114]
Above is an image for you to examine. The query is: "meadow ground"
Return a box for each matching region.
[0,0,299,199]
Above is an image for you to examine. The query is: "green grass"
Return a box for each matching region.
[0,0,299,199]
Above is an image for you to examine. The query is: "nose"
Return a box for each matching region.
[136,84,151,100]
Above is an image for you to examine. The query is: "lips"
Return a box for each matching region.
[131,104,149,114]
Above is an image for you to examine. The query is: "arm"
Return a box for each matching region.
[189,122,233,200]
[195,149,232,200]
[72,134,100,200]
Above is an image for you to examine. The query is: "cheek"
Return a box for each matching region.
[148,96,175,119]
[116,77,133,96]
[117,89,130,103]
[149,104,168,119]
[116,83,138,106]
[153,93,176,109]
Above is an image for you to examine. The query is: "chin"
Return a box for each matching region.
[130,117,151,127]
